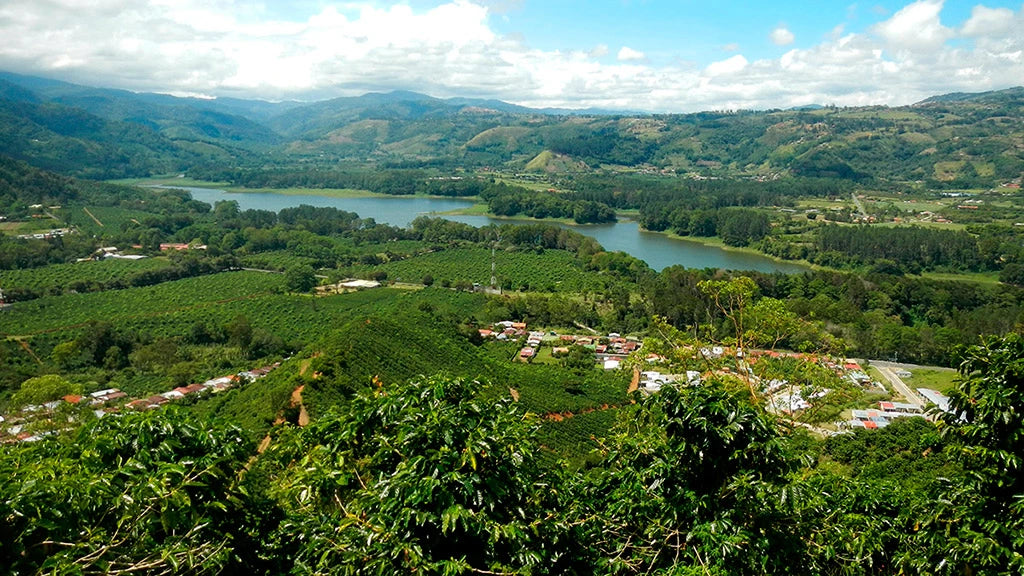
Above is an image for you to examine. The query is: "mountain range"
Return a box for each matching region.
[0,70,1021,185]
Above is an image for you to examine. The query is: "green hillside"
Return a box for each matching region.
[0,71,1021,185]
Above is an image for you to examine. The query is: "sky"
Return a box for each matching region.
[0,0,1021,112]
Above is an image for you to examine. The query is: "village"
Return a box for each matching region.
[1,315,957,443]
[478,319,953,435]
[0,362,279,444]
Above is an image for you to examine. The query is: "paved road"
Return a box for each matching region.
[873,365,925,407]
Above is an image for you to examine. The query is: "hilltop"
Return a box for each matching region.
[0,71,1020,185]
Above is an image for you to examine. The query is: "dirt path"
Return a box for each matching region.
[18,340,44,365]
[82,207,103,227]
[292,385,310,427]
[627,367,639,393]
[259,382,311,454]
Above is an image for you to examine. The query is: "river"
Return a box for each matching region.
[172,186,808,274]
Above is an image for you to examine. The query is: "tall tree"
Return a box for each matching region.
[910,333,1024,574]
[263,375,564,575]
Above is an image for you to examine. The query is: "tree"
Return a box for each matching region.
[999,262,1024,286]
[560,344,595,374]
[744,297,801,350]
[567,380,800,574]
[0,409,255,574]
[284,264,317,293]
[698,276,758,360]
[910,333,1024,574]
[263,375,561,575]
[10,374,79,408]
[129,338,178,372]
[225,315,253,349]
[50,341,89,370]
[718,209,771,247]
[213,200,240,221]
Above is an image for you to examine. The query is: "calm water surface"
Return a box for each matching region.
[171,186,808,274]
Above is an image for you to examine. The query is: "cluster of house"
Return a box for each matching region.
[845,388,951,429]
[158,242,207,251]
[763,378,831,413]
[747,354,897,417]
[317,279,382,294]
[638,370,701,392]
[16,228,74,240]
[76,246,149,262]
[747,352,958,431]
[1,388,129,443]
[847,402,924,429]
[478,321,528,342]
[123,364,278,411]
[0,363,278,443]
[476,323,644,366]
[519,330,548,359]
[631,349,895,407]
[556,332,642,368]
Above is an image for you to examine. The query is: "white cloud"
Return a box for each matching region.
[961,5,1017,37]
[617,46,646,62]
[722,43,741,52]
[871,0,953,52]
[705,55,748,76]
[0,0,1020,113]
[771,27,795,46]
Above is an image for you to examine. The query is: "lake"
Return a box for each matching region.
[171,186,808,274]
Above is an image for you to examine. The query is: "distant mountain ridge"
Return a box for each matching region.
[0,70,1021,184]
[0,72,284,146]
[915,87,1024,105]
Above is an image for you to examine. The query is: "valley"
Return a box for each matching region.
[1,69,1023,575]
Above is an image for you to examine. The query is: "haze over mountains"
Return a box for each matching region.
[0,70,1021,187]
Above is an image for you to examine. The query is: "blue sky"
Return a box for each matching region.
[492,1,1020,61]
[0,0,1022,111]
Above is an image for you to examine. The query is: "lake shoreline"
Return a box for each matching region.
[131,177,474,201]
[132,181,813,274]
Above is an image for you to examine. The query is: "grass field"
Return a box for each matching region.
[907,368,959,394]
[919,270,1001,285]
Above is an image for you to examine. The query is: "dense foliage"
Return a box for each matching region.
[4,332,1023,574]
[0,408,256,574]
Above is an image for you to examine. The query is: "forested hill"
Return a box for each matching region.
[0,71,1021,185]
[0,80,259,179]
